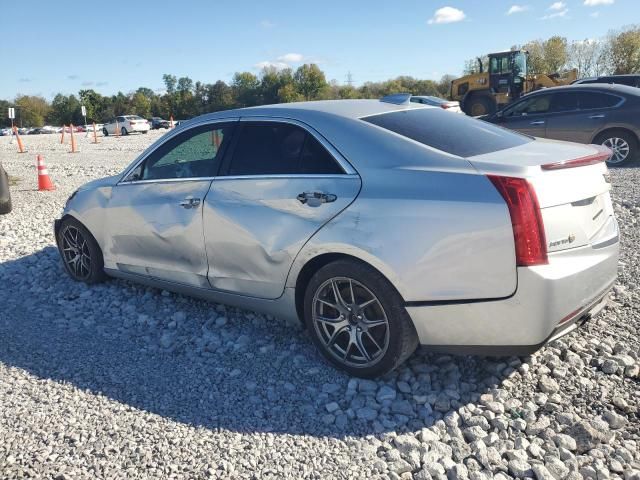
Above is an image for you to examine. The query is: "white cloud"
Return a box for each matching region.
[260,19,275,28]
[277,53,304,63]
[542,3,568,18]
[254,61,289,70]
[584,0,613,5]
[589,11,600,17]
[507,5,530,14]
[427,6,466,24]
[542,8,568,18]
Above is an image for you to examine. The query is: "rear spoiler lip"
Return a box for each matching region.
[541,145,611,170]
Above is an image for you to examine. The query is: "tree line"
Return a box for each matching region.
[464,25,640,77]
[2,25,638,128]
[0,65,450,128]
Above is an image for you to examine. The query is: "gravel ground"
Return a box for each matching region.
[0,132,638,480]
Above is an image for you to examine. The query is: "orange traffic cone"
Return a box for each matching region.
[170,116,174,129]
[92,122,99,144]
[13,127,26,153]
[37,155,55,191]
[70,124,78,153]
[115,119,120,137]
[60,125,65,144]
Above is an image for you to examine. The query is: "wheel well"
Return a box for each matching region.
[592,127,639,146]
[293,253,397,326]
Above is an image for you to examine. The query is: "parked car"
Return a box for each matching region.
[55,98,619,377]
[103,116,150,136]
[149,117,171,129]
[84,124,104,133]
[573,74,640,88]
[483,84,640,165]
[411,95,463,113]
[0,162,12,215]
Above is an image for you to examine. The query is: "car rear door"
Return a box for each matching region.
[103,121,236,287]
[203,118,361,299]
[544,91,614,143]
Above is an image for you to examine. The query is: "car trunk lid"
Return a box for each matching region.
[469,138,614,253]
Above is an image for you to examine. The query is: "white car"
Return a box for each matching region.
[103,116,150,136]
[411,95,463,113]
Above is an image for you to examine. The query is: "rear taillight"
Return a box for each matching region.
[541,146,611,170]
[441,104,451,109]
[488,175,548,266]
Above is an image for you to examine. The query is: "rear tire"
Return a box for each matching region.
[0,165,12,215]
[57,218,106,284]
[594,129,637,166]
[121,127,128,136]
[465,95,496,116]
[303,259,418,378]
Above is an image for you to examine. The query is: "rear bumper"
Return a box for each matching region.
[407,221,619,355]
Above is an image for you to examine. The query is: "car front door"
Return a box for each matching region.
[545,91,620,144]
[499,93,552,137]
[203,118,361,299]
[103,120,237,287]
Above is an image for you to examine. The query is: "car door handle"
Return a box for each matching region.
[297,191,337,207]
[589,114,605,119]
[529,120,545,125]
[179,197,201,209]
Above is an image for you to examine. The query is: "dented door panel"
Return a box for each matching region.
[105,180,213,287]
[203,175,361,299]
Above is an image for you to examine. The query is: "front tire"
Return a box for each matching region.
[595,129,637,166]
[102,128,108,136]
[57,218,106,284]
[465,95,496,116]
[304,260,418,378]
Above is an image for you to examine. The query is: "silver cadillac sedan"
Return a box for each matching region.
[55,96,619,377]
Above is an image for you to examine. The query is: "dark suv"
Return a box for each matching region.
[484,84,640,165]
[573,74,640,88]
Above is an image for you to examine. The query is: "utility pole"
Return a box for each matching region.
[346,71,354,87]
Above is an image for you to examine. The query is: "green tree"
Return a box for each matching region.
[294,64,327,100]
[606,25,640,74]
[47,94,82,125]
[232,72,260,107]
[14,95,50,127]
[131,92,151,118]
[543,36,568,73]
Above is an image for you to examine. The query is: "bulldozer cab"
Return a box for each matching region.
[488,50,528,101]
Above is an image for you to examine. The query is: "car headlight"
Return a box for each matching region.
[65,189,79,208]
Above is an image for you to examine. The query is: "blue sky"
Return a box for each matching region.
[4,0,638,99]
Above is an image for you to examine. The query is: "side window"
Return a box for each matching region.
[300,134,344,174]
[549,92,579,113]
[132,124,233,181]
[227,123,344,176]
[505,95,551,116]
[578,92,621,110]
[117,116,125,123]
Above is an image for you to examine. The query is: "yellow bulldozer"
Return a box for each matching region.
[450,50,577,116]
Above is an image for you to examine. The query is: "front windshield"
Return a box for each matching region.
[513,52,527,77]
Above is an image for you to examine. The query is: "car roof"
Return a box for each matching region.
[521,83,640,97]
[193,99,429,123]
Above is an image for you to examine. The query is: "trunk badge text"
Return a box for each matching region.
[549,234,576,248]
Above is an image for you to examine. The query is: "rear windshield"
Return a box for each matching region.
[362,108,532,157]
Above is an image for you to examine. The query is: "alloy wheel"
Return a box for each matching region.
[602,137,630,165]
[61,225,92,280]
[312,277,390,368]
